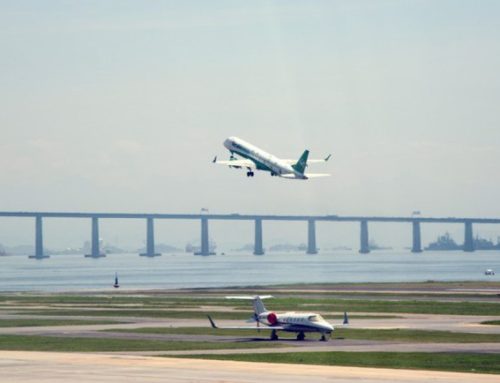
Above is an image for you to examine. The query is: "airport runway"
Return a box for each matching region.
[1,351,498,383]
[2,312,500,335]
[1,316,500,356]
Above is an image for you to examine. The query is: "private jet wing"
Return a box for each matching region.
[212,156,256,169]
[207,315,286,330]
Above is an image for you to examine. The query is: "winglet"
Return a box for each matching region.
[324,154,332,162]
[343,312,349,325]
[212,156,217,163]
[207,315,218,329]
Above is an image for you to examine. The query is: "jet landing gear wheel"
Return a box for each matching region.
[320,333,329,342]
[270,330,279,341]
[296,332,305,341]
[246,171,255,177]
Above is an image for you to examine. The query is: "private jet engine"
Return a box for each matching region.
[267,312,278,325]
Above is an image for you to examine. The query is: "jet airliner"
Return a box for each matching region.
[213,137,331,179]
[208,295,348,341]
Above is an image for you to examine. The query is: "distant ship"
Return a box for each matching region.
[425,233,461,251]
[473,237,500,250]
[426,233,500,251]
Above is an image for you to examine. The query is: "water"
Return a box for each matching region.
[0,250,499,292]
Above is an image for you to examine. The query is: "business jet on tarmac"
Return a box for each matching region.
[207,295,348,341]
[213,137,331,179]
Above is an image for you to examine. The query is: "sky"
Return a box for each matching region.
[1,0,500,250]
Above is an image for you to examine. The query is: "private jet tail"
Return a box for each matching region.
[226,295,273,315]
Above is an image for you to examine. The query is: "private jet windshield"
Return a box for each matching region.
[308,315,324,322]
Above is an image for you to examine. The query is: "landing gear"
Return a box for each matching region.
[270,330,279,341]
[246,171,254,177]
[296,332,305,341]
[320,333,330,342]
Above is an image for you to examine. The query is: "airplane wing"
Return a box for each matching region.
[207,315,286,330]
[305,173,330,178]
[280,173,330,179]
[283,154,332,165]
[335,312,349,328]
[212,156,256,169]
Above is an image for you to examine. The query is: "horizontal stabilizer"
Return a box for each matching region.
[283,154,331,164]
[226,295,273,300]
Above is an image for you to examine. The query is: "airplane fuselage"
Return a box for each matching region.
[257,311,334,334]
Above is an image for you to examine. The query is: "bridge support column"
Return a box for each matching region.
[307,219,318,254]
[463,221,475,252]
[411,221,422,253]
[359,220,370,254]
[195,217,215,255]
[254,219,264,255]
[85,217,105,258]
[140,217,161,257]
[29,215,49,259]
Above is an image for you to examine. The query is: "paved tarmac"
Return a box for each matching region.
[1,312,500,335]
[1,351,498,383]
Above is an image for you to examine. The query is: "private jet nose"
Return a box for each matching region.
[324,323,334,331]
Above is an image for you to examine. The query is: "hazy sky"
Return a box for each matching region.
[1,1,499,249]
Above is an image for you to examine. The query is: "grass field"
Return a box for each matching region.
[14,296,500,317]
[183,351,500,374]
[104,326,500,343]
[2,284,500,317]
[18,309,253,320]
[0,334,288,352]
[1,285,499,375]
[0,319,123,327]
[481,320,500,326]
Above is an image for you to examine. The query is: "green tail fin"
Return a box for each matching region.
[292,150,309,174]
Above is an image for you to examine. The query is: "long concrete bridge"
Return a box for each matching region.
[1,211,499,259]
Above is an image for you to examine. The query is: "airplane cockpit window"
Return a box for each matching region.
[308,315,319,322]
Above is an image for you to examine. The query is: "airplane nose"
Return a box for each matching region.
[223,139,232,150]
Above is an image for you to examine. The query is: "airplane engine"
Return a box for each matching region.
[267,312,278,325]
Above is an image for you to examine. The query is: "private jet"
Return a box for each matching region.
[213,137,331,179]
[207,295,348,341]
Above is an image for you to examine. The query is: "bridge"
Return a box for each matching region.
[1,211,499,259]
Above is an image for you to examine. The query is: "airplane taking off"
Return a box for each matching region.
[213,137,331,179]
[207,295,348,341]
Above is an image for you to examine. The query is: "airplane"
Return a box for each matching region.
[207,295,348,341]
[213,137,331,179]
